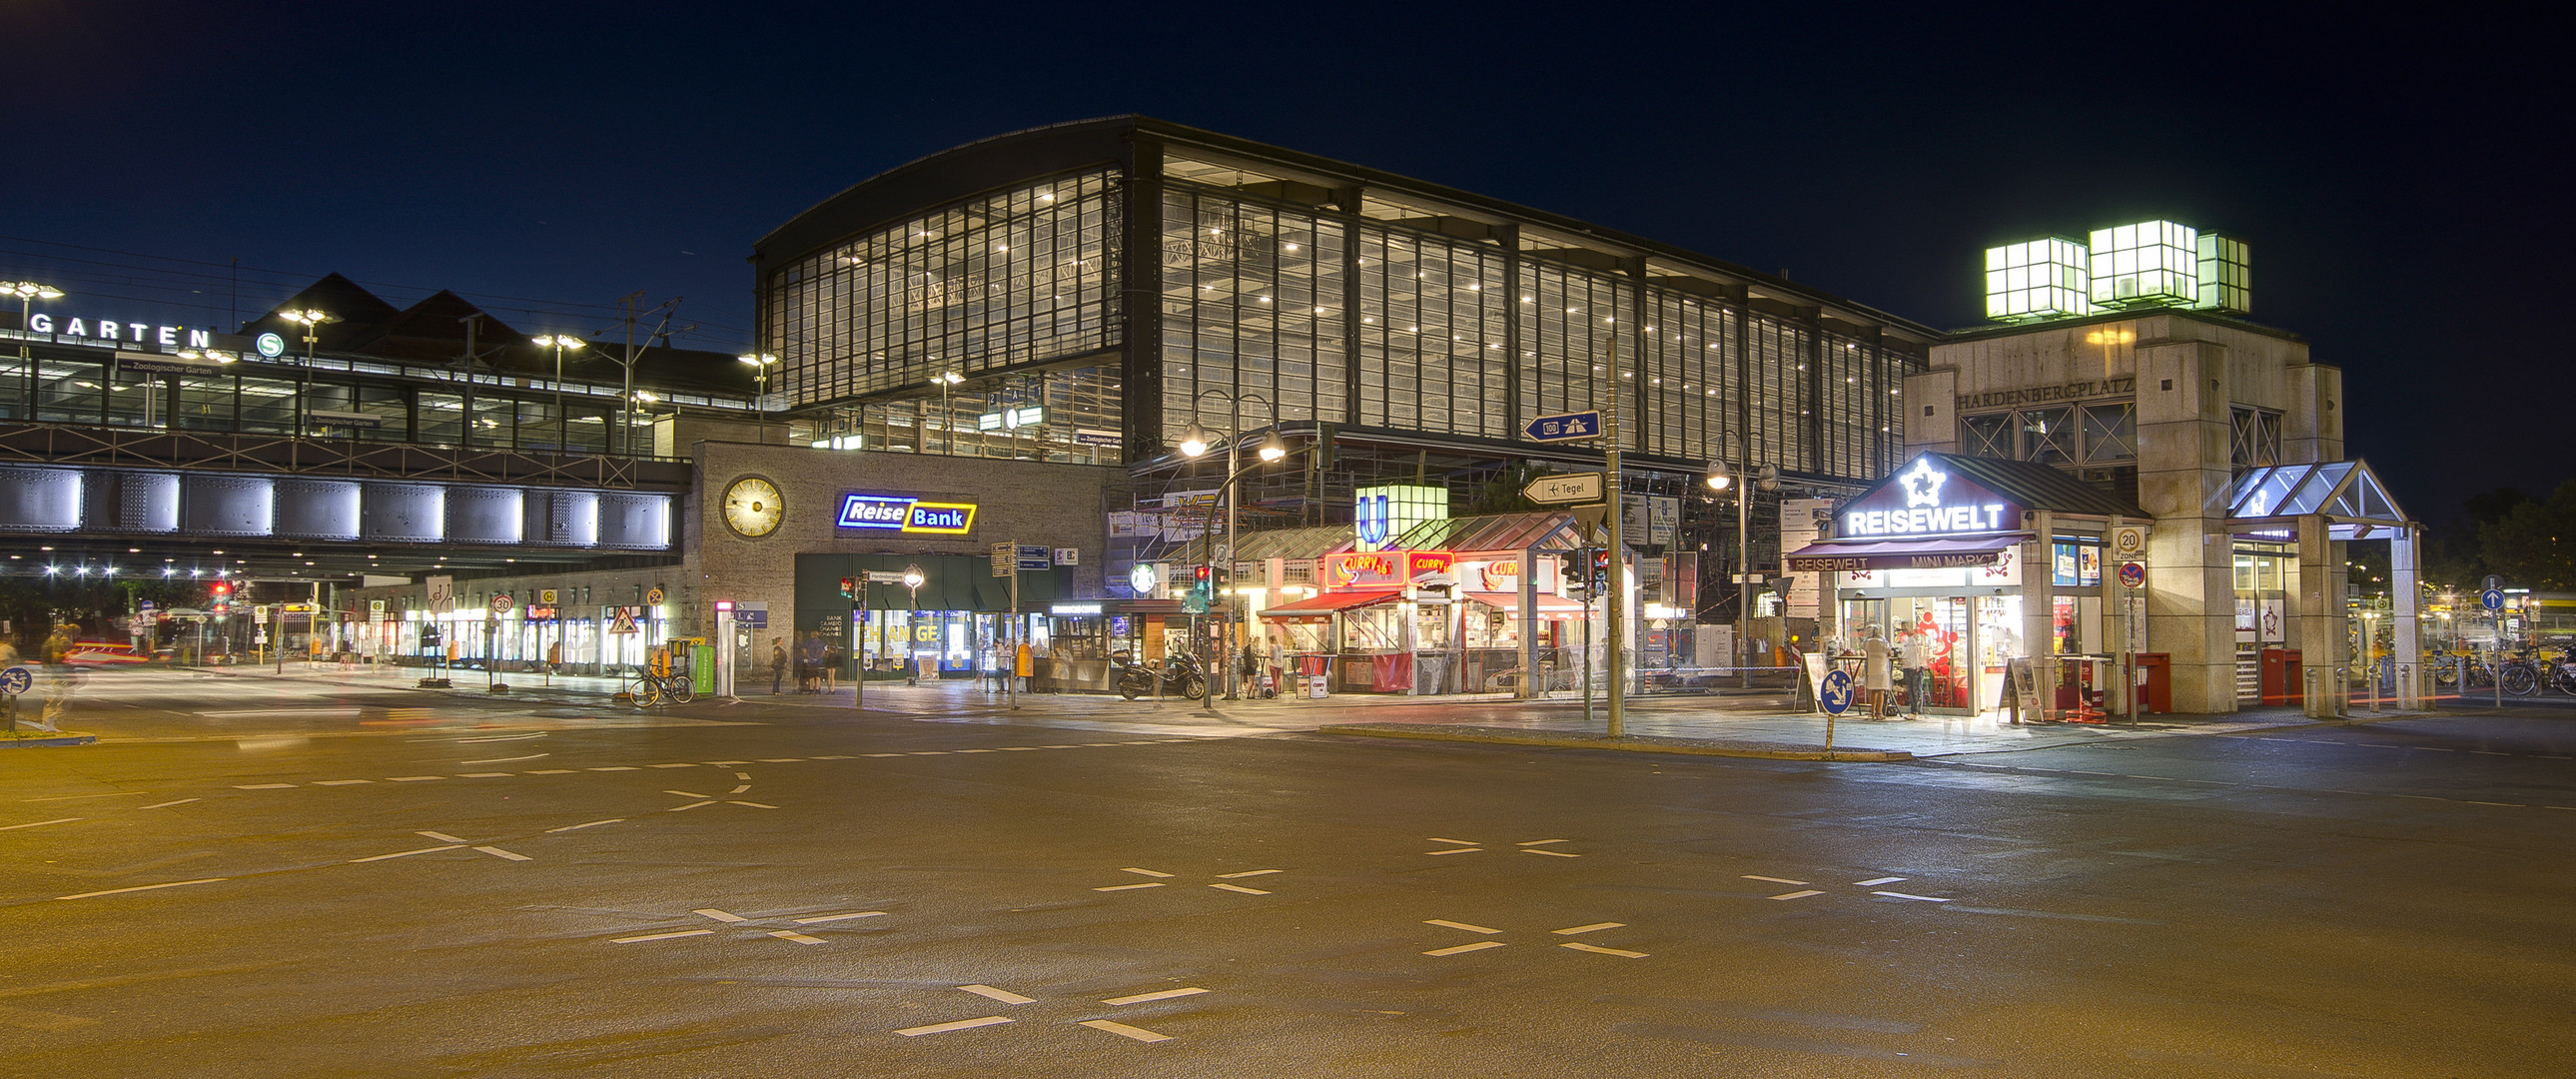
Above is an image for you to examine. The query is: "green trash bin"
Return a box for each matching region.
[693,644,716,696]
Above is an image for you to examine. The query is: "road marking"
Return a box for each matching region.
[1743,875,1808,885]
[757,758,804,762]
[897,1016,1012,1037]
[1521,848,1580,858]
[1425,941,1506,956]
[647,763,697,768]
[1854,876,1907,886]
[1040,744,1081,748]
[728,785,751,794]
[451,732,539,742]
[1551,922,1624,935]
[863,753,904,757]
[611,930,715,944]
[664,790,709,798]
[472,846,531,861]
[461,754,548,764]
[1426,848,1482,855]
[1769,890,1825,901]
[2466,801,2522,807]
[2128,775,2176,781]
[587,766,640,771]
[1216,869,1282,878]
[1120,868,1175,878]
[1094,882,1164,891]
[667,801,716,811]
[56,878,226,900]
[728,801,778,809]
[1426,837,1476,845]
[387,776,444,782]
[0,817,81,831]
[23,792,151,803]
[1516,839,1569,846]
[1082,742,1122,747]
[234,783,296,790]
[959,984,1034,1004]
[909,751,950,756]
[313,779,374,786]
[1560,942,1649,958]
[998,746,1040,751]
[1103,987,1209,1006]
[693,909,747,922]
[811,755,853,760]
[794,911,885,924]
[136,798,200,809]
[1425,919,1501,934]
[546,819,623,832]
[418,831,467,843]
[456,772,512,778]
[766,930,826,944]
[525,769,575,774]
[1209,883,1271,895]
[1873,891,1953,902]
[2412,747,2455,752]
[734,771,752,779]
[955,748,997,753]
[1078,1019,1172,1043]
[352,845,463,862]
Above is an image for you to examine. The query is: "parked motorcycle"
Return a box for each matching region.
[1113,649,1207,700]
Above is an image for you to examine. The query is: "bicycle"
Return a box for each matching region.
[620,666,695,708]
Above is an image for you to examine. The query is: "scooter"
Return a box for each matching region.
[1113,649,1207,700]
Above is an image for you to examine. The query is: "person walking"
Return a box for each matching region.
[769,637,788,695]
[1862,624,1893,719]
[798,633,826,693]
[822,640,842,694]
[1897,625,1931,717]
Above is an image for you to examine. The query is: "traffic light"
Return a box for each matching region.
[210,579,233,613]
[1563,550,1591,601]
[839,576,856,599]
[1186,565,1215,612]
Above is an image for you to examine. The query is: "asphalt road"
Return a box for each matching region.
[5,671,2574,1077]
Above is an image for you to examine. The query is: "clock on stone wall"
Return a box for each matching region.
[722,476,784,539]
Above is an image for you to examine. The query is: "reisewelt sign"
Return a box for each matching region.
[1840,458,2022,538]
[835,493,977,535]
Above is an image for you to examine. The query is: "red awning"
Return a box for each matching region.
[1783,535,2026,572]
[1260,588,1402,619]
[1464,591,1590,614]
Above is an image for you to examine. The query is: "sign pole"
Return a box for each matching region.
[1604,337,1624,739]
[854,580,866,713]
[1008,540,1019,711]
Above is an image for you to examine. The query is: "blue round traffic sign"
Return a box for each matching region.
[0,666,30,695]
[1820,667,1856,715]
[2482,588,2505,611]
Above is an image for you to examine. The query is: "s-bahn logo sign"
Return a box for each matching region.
[1840,457,2023,539]
[835,493,978,535]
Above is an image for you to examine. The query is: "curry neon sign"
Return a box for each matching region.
[1843,460,2013,538]
[835,493,978,535]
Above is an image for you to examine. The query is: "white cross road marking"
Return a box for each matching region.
[960,985,1035,1004]
[1120,868,1175,877]
[647,763,696,768]
[863,753,904,757]
[663,790,709,798]
[955,749,998,754]
[811,755,854,760]
[456,772,512,778]
[693,909,747,922]
[1560,942,1649,958]
[1216,869,1283,878]
[667,800,716,812]
[234,783,296,789]
[728,785,751,794]
[418,831,467,843]
[613,929,715,944]
[136,799,201,809]
[1522,848,1580,858]
[1425,919,1501,934]
[55,878,228,900]
[1094,882,1164,891]
[1101,987,1209,1006]
[1425,941,1507,956]
[313,780,374,786]
[734,772,752,779]
[472,846,531,862]
[1743,875,1808,885]
[1551,922,1624,935]
[352,845,462,863]
[794,911,885,924]
[1769,890,1825,901]
[1426,848,1482,855]
[460,754,545,764]
[1209,883,1270,895]
[0,817,80,831]
[546,819,623,832]
[756,758,804,762]
[524,769,576,774]
[387,776,445,782]
[898,1016,1013,1037]
[1516,839,1569,846]
[767,930,826,944]
[1078,1019,1173,1043]
[1872,891,1953,902]
[728,801,778,809]
[1853,876,1907,886]
[587,766,640,771]
[1426,837,1476,845]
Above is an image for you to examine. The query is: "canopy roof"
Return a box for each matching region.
[1783,534,2023,571]
[2227,459,2409,526]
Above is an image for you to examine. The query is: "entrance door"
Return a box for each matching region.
[1906,596,1977,713]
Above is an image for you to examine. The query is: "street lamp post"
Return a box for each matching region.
[1705,452,1780,689]
[1174,391,1286,714]
[533,334,587,451]
[5,280,64,412]
[901,563,926,684]
[276,309,338,436]
[739,353,779,442]
[934,371,963,455]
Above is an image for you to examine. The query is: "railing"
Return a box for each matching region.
[0,422,693,490]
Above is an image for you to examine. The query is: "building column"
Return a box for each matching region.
[2024,511,2058,714]
[2392,526,2421,707]
[2297,513,2343,717]
[1517,546,1538,699]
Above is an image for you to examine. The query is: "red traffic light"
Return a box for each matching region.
[1194,565,1213,582]
[210,580,233,597]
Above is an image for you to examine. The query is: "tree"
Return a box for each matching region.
[2480,480,2576,590]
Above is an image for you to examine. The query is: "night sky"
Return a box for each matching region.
[6,2,2560,516]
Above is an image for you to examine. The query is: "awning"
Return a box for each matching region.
[1464,591,1590,614]
[1259,588,1401,619]
[1783,535,2025,572]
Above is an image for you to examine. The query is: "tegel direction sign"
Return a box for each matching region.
[1523,472,1605,505]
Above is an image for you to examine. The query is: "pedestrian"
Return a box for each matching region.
[822,640,842,694]
[769,636,787,694]
[1898,625,1930,716]
[798,632,826,693]
[1862,624,1892,719]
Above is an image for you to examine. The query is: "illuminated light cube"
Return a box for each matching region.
[2195,233,2250,314]
[1984,237,2092,322]
[2088,220,2199,309]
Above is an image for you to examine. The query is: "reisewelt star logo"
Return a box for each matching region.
[1898,460,1948,508]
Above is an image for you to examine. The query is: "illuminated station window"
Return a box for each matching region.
[1983,237,2092,322]
[2088,220,2199,308]
[2195,233,2250,314]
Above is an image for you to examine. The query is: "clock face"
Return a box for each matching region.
[722,477,784,539]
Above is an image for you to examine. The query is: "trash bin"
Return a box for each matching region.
[2260,648,2303,705]
[2136,652,2171,713]
[1305,674,1329,699]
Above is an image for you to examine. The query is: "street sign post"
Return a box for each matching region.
[427,575,454,614]
[490,593,514,615]
[2118,562,2147,589]
[866,570,906,584]
[1523,472,1605,506]
[1818,665,1854,758]
[991,543,1015,577]
[1523,411,1603,444]
[2482,588,2505,611]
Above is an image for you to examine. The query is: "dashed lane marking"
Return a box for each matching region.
[546,819,623,833]
[1217,869,1283,878]
[960,985,1035,1004]
[898,1016,1012,1037]
[456,772,512,778]
[23,792,152,803]
[667,801,716,812]
[1425,919,1501,934]
[1560,942,1648,958]
[1552,922,1624,935]
[1426,837,1476,845]
[955,749,997,754]
[664,790,709,799]
[1522,848,1580,858]
[56,878,226,900]
[472,846,531,861]
[728,801,778,809]
[587,766,640,772]
[1516,839,1569,846]
[794,911,885,924]
[1120,868,1175,878]
[352,845,463,862]
[1426,847,1482,855]
[1425,941,1507,956]
[704,760,753,765]
[1743,875,1808,885]
[136,799,200,809]
[1078,1019,1173,1043]
[387,776,444,782]
[0,817,81,831]
[767,930,826,944]
[1854,876,1908,886]
[647,763,697,768]
[234,783,296,790]
[756,758,804,762]
[313,780,373,786]
[525,769,575,774]
[1095,882,1164,892]
[1210,883,1271,895]
[612,929,715,944]
[1769,890,1826,901]
[1102,987,1209,1006]
[460,754,548,764]
[693,909,748,922]
[418,831,467,843]
[1873,891,1953,903]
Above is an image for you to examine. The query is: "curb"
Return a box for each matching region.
[1318,723,1911,761]
[3,733,98,747]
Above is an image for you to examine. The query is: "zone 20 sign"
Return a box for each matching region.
[835,493,978,535]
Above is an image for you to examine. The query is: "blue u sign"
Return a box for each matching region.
[1819,667,1855,715]
[1355,494,1390,546]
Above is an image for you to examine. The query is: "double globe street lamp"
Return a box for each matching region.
[1705,456,1780,686]
[533,334,587,450]
[276,309,339,434]
[6,280,65,403]
[1174,393,1288,714]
